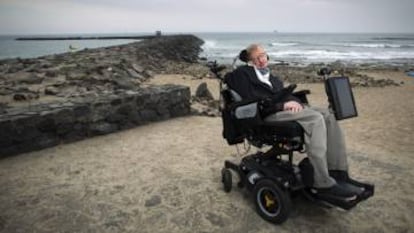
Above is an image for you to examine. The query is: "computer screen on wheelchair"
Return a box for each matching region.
[325,76,358,120]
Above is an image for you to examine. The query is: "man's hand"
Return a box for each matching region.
[283,101,303,113]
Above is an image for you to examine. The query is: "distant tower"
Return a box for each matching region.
[156,30,162,37]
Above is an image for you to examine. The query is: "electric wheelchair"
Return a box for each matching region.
[209,51,374,224]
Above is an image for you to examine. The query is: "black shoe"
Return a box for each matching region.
[311,184,357,201]
[337,181,366,195]
[329,170,349,182]
[329,170,366,194]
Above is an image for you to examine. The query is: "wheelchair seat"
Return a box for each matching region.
[259,120,303,138]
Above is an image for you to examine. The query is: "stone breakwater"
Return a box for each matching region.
[0,35,203,105]
[0,35,203,157]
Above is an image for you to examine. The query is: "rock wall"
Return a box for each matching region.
[0,85,190,157]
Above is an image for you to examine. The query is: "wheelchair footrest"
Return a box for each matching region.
[306,179,374,210]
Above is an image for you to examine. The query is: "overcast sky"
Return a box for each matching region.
[0,0,413,34]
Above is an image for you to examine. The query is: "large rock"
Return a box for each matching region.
[6,72,44,85]
[195,82,214,101]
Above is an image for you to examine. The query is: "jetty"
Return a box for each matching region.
[15,35,158,41]
[15,31,163,41]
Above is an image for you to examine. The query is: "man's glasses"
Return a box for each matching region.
[252,53,268,61]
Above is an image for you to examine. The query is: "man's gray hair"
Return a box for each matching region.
[246,44,263,61]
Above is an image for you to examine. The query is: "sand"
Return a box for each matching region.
[0,70,413,233]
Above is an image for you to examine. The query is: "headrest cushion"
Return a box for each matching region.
[239,49,248,63]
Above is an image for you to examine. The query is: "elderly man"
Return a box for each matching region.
[225,44,356,199]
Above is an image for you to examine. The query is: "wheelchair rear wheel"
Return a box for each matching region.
[221,168,232,193]
[253,179,291,224]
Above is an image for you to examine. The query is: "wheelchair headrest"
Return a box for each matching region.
[239,49,249,63]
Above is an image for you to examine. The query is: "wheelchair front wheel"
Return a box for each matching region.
[253,179,291,224]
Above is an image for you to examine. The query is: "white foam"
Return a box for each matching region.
[270,42,299,47]
[267,50,414,61]
[334,43,406,48]
[202,40,217,49]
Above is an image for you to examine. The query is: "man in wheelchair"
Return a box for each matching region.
[216,44,374,223]
[227,44,353,198]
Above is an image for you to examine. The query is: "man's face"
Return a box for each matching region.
[250,46,268,69]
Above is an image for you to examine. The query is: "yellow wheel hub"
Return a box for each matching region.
[264,194,276,208]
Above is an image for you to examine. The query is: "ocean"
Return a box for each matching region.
[1,32,414,66]
[197,32,414,66]
[0,34,137,61]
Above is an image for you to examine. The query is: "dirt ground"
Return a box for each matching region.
[0,71,413,233]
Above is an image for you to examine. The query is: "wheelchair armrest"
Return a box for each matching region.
[232,101,260,120]
[293,89,311,104]
[222,99,263,145]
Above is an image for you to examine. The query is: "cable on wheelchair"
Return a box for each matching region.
[235,139,251,157]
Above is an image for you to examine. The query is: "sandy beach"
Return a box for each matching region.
[1,69,414,233]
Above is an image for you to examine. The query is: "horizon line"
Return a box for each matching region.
[1,31,414,36]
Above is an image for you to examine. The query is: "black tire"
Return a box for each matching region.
[253,179,291,224]
[221,168,232,193]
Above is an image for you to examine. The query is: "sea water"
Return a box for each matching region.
[1,32,414,66]
[0,34,137,60]
[197,32,414,65]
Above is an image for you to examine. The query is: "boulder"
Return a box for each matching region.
[45,86,60,95]
[132,63,145,73]
[13,93,37,101]
[0,103,7,114]
[195,82,214,101]
[7,72,44,85]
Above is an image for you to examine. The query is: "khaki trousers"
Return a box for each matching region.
[265,106,348,188]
